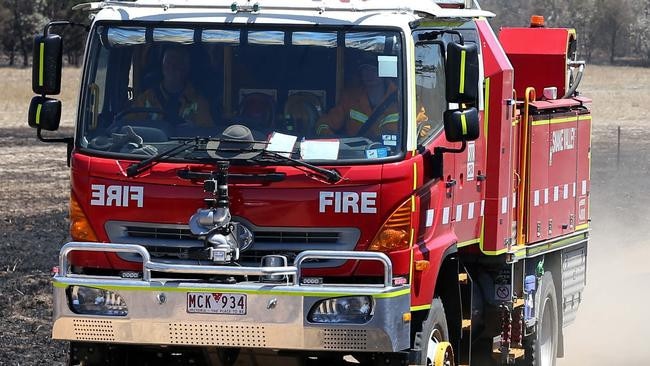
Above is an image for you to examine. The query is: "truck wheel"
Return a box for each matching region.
[412,298,453,366]
[519,271,558,366]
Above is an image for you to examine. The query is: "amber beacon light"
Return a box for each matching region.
[530,15,545,27]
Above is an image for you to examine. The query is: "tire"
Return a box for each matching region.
[412,298,452,366]
[519,271,559,366]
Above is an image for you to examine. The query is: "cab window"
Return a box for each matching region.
[414,41,446,145]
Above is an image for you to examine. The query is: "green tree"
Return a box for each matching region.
[0,5,15,65]
[631,0,650,65]
[43,0,89,66]
[591,0,633,64]
[1,0,47,67]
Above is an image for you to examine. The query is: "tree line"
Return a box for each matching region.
[0,0,648,67]
[0,0,86,67]
[481,0,650,65]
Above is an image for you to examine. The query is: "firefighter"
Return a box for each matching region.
[316,59,399,139]
[133,46,214,128]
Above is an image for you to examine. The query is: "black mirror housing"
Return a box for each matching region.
[446,42,479,104]
[28,96,62,131]
[32,34,63,95]
[444,107,479,142]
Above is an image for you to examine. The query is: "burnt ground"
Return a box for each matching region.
[0,66,649,365]
[0,126,71,365]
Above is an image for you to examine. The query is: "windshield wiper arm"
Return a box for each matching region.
[259,150,342,183]
[126,139,199,177]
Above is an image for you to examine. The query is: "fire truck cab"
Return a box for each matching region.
[28,0,590,365]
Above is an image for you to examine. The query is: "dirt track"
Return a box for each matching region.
[0,66,648,365]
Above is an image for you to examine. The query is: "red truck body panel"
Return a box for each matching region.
[499,27,575,98]
[476,19,515,254]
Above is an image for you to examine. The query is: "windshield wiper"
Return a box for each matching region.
[256,150,342,184]
[126,138,343,183]
[126,138,200,177]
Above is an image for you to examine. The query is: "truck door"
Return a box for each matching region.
[448,30,485,247]
[414,40,456,236]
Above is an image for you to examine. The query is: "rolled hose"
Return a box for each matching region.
[563,61,585,98]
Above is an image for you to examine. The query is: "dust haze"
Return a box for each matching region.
[0,66,649,364]
[557,66,650,365]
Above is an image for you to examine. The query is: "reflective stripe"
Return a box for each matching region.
[181,102,198,118]
[484,77,490,141]
[35,103,42,125]
[461,113,467,135]
[382,113,399,123]
[52,281,411,299]
[410,304,432,311]
[457,238,480,247]
[459,49,466,94]
[378,113,399,129]
[316,124,330,135]
[349,109,368,124]
[39,42,45,87]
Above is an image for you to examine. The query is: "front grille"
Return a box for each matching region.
[168,323,267,347]
[255,231,339,244]
[123,226,340,245]
[73,319,115,342]
[106,221,359,267]
[321,329,368,350]
[125,226,195,241]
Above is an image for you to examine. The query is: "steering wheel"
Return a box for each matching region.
[114,107,168,123]
[109,107,177,136]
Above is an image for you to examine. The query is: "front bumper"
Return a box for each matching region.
[52,243,411,352]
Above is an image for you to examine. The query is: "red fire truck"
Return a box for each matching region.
[28,0,590,365]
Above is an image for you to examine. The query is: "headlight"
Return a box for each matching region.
[67,286,128,316]
[308,296,373,324]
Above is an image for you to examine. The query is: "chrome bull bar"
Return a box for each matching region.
[59,242,394,287]
[54,242,410,352]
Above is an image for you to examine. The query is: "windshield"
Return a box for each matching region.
[78,24,404,162]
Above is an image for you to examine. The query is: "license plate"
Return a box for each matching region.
[186,292,247,315]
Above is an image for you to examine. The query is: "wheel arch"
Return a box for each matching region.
[424,244,462,357]
[410,244,462,364]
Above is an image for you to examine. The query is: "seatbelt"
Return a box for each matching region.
[355,91,397,137]
[155,86,183,124]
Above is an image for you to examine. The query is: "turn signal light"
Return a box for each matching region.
[368,199,412,252]
[70,193,98,241]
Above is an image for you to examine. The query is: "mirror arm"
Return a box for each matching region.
[37,129,74,167]
[435,141,467,155]
[43,20,89,36]
[430,141,467,179]
[442,29,464,45]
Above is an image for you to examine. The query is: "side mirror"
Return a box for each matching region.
[32,34,63,95]
[28,96,61,131]
[444,107,479,142]
[445,42,479,104]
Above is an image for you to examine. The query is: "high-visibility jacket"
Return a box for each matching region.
[316,82,399,138]
[133,84,213,128]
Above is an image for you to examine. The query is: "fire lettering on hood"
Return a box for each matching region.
[90,184,144,208]
[319,191,377,214]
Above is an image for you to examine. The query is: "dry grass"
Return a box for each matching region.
[581,65,650,126]
[0,67,81,129]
